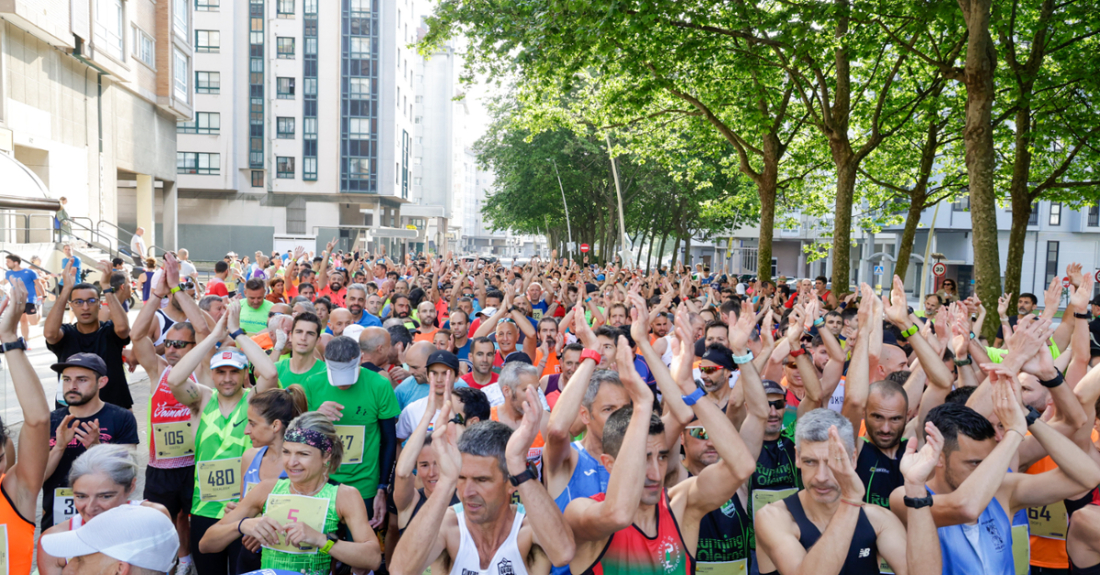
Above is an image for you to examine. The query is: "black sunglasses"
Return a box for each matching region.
[164,339,195,349]
[450,413,466,426]
[768,399,787,410]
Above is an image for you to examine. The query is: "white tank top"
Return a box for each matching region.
[449,503,529,575]
[660,334,675,367]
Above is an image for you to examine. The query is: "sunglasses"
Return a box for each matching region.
[686,427,710,441]
[768,399,787,410]
[450,413,466,426]
[164,339,195,349]
[699,366,724,375]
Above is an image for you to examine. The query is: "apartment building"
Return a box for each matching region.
[176,0,434,260]
[0,0,192,251]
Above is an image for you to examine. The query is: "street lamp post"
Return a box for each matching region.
[549,158,574,260]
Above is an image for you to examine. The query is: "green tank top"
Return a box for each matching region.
[261,479,341,575]
[191,390,251,519]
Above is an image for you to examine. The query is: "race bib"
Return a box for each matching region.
[262,493,329,554]
[0,524,8,575]
[198,457,242,502]
[1027,501,1068,540]
[1012,524,1030,575]
[878,556,894,574]
[245,481,259,497]
[53,487,77,525]
[751,488,798,515]
[334,425,365,465]
[481,383,505,407]
[696,559,747,575]
[153,421,195,459]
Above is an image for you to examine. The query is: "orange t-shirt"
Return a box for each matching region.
[251,332,274,350]
[414,327,439,343]
[490,406,546,467]
[1028,455,1069,568]
[0,475,35,575]
[535,349,561,378]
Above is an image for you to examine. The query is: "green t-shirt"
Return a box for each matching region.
[240,300,274,334]
[276,357,329,389]
[300,368,400,496]
[984,342,1061,363]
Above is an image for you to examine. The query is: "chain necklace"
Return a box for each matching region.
[289,474,328,497]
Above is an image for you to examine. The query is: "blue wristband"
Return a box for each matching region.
[682,387,706,406]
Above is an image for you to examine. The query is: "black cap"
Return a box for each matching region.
[1091,296,1100,308]
[426,350,459,375]
[585,283,599,294]
[701,345,735,371]
[503,351,533,365]
[694,338,707,358]
[51,353,108,377]
[762,379,785,396]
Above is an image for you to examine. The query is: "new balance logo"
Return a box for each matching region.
[858,548,871,558]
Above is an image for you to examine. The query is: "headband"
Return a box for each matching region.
[284,428,334,454]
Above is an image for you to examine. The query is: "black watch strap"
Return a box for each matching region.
[1038,369,1065,389]
[508,464,539,487]
[0,337,26,354]
[1025,405,1042,427]
[229,329,246,340]
[903,493,934,509]
[1075,312,1092,319]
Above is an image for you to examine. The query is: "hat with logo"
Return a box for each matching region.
[210,349,249,370]
[762,379,786,397]
[426,350,460,375]
[40,504,180,573]
[51,353,108,377]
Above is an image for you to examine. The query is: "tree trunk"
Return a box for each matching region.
[670,236,680,268]
[830,159,857,294]
[657,229,669,271]
[959,0,1003,341]
[1003,193,1034,304]
[893,195,927,283]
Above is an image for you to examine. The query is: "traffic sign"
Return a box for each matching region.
[580,243,590,253]
[1095,269,1100,283]
[932,262,947,277]
[874,265,884,275]
[1064,276,1072,288]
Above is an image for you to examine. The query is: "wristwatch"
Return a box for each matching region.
[1075,312,1092,320]
[1038,370,1065,389]
[1025,405,1042,427]
[508,463,539,487]
[0,337,27,354]
[319,533,338,555]
[579,349,601,365]
[903,492,934,509]
[102,287,115,295]
[953,357,972,367]
[229,329,246,340]
[900,324,919,338]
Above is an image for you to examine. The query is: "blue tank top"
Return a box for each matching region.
[142,271,154,301]
[243,446,287,495]
[552,441,610,575]
[930,486,1015,575]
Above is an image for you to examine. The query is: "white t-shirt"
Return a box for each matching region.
[396,397,437,440]
[180,260,197,279]
[130,234,146,257]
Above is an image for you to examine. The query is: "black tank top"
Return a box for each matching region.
[750,436,800,494]
[1067,486,1100,575]
[686,469,753,568]
[856,439,906,508]
[399,488,460,534]
[783,492,881,575]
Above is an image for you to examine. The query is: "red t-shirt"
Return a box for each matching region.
[318,285,347,307]
[207,277,228,297]
[459,372,499,390]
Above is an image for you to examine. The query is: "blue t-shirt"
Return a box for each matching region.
[61,257,81,288]
[355,312,383,328]
[6,268,38,303]
[455,339,472,361]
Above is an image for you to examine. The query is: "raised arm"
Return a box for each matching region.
[883,276,953,390]
[842,284,875,445]
[395,388,439,514]
[544,310,598,474]
[132,268,169,377]
[167,313,225,410]
[225,301,279,391]
[0,282,52,518]
[44,258,76,344]
[629,294,693,429]
[97,259,131,340]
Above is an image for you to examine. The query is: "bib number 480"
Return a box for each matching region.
[208,469,235,487]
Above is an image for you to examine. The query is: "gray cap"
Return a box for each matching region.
[762,380,786,397]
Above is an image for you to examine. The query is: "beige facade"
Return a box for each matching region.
[0,0,191,252]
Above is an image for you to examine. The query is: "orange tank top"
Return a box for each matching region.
[1,475,36,575]
[1028,456,1069,568]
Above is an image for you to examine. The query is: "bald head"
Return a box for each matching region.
[359,327,391,365]
[270,303,292,316]
[329,308,353,337]
[878,344,908,379]
[407,341,434,365]
[869,379,909,412]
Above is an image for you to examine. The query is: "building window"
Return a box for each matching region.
[132,26,155,67]
[277,157,295,178]
[415,95,423,103]
[173,0,189,36]
[252,170,264,187]
[277,0,295,17]
[349,118,370,139]
[196,71,220,93]
[303,118,318,139]
[173,49,189,100]
[414,177,422,186]
[287,197,307,233]
[277,77,295,99]
[195,0,219,11]
[1049,202,1062,226]
[304,78,317,96]
[277,37,295,59]
[178,152,220,175]
[414,116,422,124]
[349,78,371,98]
[1045,241,1060,287]
[350,37,370,59]
[96,0,125,60]
[1028,202,1039,225]
[195,30,219,53]
[178,112,220,134]
[303,157,317,180]
[305,38,317,56]
[277,117,296,139]
[1089,204,1099,227]
[952,195,969,212]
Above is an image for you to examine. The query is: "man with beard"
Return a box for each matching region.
[534,317,561,377]
[347,283,382,328]
[542,343,583,408]
[756,409,944,575]
[45,257,132,409]
[460,337,500,391]
[390,294,419,332]
[40,353,140,531]
[564,336,757,575]
[414,300,439,341]
[316,239,348,307]
[129,254,210,572]
[165,302,279,575]
[698,344,736,410]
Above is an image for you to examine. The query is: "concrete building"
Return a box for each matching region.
[176,0,421,260]
[1,0,192,255]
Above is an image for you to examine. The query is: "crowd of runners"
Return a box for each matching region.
[2,241,1100,575]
